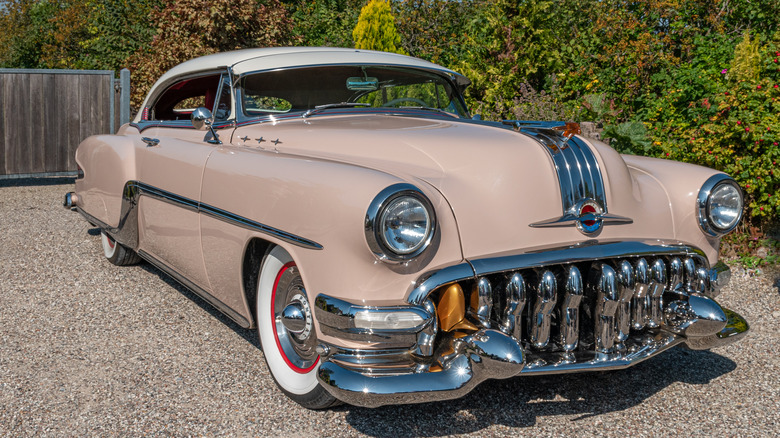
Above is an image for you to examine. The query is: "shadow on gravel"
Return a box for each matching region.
[133,252,737,436]
[138,263,261,350]
[0,176,76,187]
[339,348,736,437]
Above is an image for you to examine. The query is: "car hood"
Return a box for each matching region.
[232,114,698,259]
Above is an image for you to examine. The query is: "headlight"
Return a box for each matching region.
[697,174,743,236]
[365,184,436,261]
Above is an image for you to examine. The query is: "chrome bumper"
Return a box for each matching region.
[315,241,749,407]
[317,302,748,408]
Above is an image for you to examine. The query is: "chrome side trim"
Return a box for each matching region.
[137,249,251,328]
[199,201,323,250]
[90,181,323,251]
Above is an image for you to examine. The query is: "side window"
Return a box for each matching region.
[151,74,224,121]
[214,75,232,121]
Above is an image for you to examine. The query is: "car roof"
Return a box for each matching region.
[155,47,469,88]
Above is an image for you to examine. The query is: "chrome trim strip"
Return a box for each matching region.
[77,182,323,251]
[137,250,251,328]
[199,202,323,250]
[519,130,607,213]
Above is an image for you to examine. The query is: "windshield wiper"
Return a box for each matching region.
[302,102,370,118]
[395,106,455,116]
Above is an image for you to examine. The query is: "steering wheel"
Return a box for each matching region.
[381,97,429,107]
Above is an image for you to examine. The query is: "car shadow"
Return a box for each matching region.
[336,348,736,437]
[0,176,76,187]
[138,262,262,350]
[123,237,736,434]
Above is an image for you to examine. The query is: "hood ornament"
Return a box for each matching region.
[530,199,632,235]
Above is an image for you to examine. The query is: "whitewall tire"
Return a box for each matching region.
[256,246,338,409]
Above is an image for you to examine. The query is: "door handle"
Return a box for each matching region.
[142,137,160,147]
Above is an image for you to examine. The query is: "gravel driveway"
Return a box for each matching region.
[1,178,778,437]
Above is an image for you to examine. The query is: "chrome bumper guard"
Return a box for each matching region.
[315,242,749,407]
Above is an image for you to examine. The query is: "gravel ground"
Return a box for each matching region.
[1,177,779,437]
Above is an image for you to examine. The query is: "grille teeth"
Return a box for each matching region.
[438,254,708,357]
[501,273,526,340]
[559,266,583,352]
[669,258,683,289]
[592,264,619,353]
[647,259,667,329]
[615,260,636,344]
[530,271,557,349]
[475,277,493,328]
[631,258,651,330]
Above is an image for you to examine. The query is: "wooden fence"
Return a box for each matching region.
[0,68,131,178]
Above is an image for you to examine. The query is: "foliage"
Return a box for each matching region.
[652,33,780,223]
[392,0,474,67]
[288,0,361,47]
[0,0,157,71]
[457,0,591,117]
[0,0,60,68]
[473,81,582,123]
[729,32,762,83]
[602,121,652,155]
[127,0,295,107]
[352,0,406,54]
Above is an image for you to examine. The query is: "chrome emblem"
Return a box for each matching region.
[576,200,603,234]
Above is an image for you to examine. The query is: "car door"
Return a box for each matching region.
[133,72,234,291]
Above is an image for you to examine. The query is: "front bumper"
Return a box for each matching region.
[314,241,749,408]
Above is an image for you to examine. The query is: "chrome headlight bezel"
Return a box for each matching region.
[365,183,436,262]
[697,174,743,237]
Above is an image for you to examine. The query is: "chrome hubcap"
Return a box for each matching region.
[273,265,318,369]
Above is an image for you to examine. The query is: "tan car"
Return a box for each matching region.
[64,47,748,409]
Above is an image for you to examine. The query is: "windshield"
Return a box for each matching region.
[239,65,469,118]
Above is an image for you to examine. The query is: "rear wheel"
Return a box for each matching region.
[100,231,141,266]
[256,246,339,409]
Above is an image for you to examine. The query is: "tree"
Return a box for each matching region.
[352,0,406,54]
[393,0,474,67]
[289,0,362,47]
[127,0,295,106]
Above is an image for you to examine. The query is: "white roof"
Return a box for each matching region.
[149,46,469,95]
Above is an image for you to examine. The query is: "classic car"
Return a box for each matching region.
[64,47,749,409]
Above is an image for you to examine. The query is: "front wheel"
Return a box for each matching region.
[100,231,141,266]
[256,246,339,409]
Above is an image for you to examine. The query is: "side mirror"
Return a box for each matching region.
[191,107,213,130]
[191,107,221,144]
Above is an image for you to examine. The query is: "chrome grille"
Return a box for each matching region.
[463,254,709,356]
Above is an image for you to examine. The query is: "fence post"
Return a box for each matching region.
[120,68,131,125]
